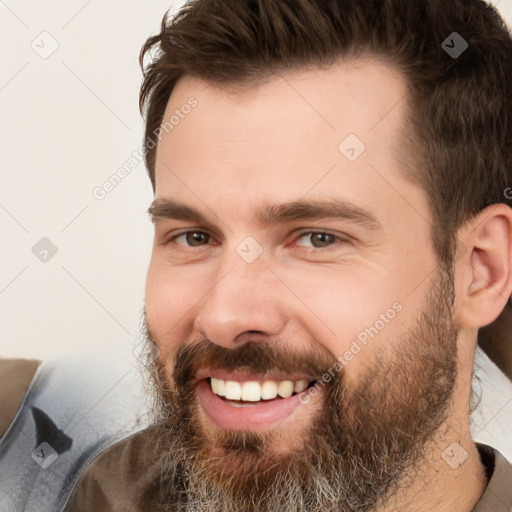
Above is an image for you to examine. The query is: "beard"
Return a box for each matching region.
[138,265,459,512]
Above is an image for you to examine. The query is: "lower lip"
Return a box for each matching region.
[196,379,310,431]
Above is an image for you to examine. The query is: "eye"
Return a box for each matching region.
[295,232,341,248]
[173,231,212,247]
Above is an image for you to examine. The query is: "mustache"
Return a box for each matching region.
[170,339,341,389]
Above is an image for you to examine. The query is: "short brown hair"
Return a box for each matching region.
[139,0,512,261]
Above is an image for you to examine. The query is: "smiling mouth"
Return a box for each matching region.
[195,374,321,430]
[207,377,318,406]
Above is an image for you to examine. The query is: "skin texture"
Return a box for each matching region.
[144,59,512,511]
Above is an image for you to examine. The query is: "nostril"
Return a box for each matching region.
[234,331,270,344]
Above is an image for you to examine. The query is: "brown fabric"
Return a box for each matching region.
[66,427,512,512]
[0,358,41,438]
[65,426,161,512]
[479,305,512,380]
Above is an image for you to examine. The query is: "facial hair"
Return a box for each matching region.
[138,266,459,512]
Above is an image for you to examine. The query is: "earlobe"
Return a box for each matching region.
[456,204,512,329]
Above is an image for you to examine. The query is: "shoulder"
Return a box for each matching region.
[0,357,41,438]
[65,426,161,512]
[0,355,149,512]
[474,448,512,512]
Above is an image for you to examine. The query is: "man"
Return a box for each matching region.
[66,0,512,510]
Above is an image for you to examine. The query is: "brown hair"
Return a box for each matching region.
[139,0,512,261]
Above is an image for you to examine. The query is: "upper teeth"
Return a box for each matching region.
[210,378,309,401]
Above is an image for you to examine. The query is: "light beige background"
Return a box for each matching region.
[1,0,511,363]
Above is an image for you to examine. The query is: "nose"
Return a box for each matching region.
[193,260,287,349]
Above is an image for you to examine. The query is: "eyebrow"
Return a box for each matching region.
[148,199,209,224]
[148,199,381,230]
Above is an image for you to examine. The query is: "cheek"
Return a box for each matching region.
[282,264,387,328]
[279,266,407,375]
[145,257,207,348]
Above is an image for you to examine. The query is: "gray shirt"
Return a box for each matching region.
[473,447,512,511]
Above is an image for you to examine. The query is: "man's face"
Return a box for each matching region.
[144,60,459,510]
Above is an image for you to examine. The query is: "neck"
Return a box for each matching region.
[381,344,488,512]
[382,432,487,511]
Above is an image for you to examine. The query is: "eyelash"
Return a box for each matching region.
[166,229,348,250]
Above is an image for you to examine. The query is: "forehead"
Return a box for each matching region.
[153,58,427,226]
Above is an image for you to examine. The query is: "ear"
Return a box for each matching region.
[455,204,512,329]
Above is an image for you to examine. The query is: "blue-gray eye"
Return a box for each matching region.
[296,232,338,248]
